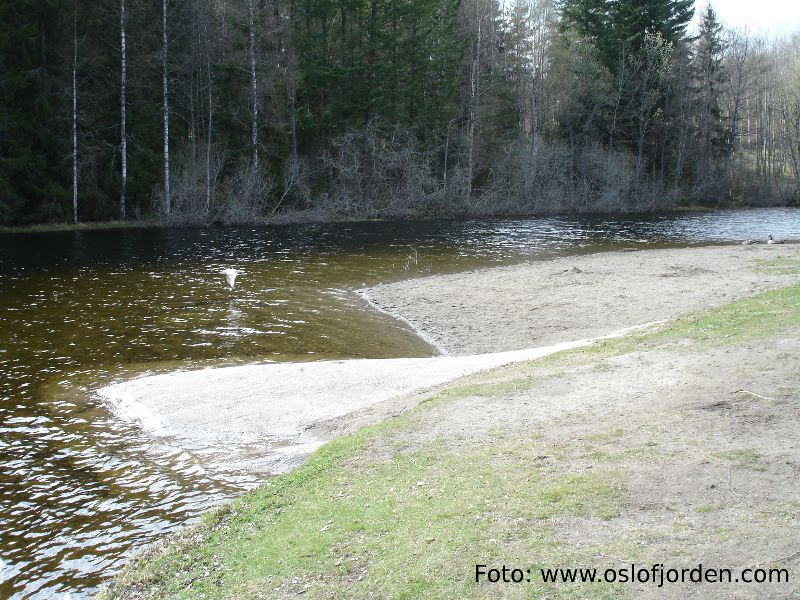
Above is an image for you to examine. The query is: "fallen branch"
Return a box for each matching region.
[768,549,800,565]
[732,389,776,401]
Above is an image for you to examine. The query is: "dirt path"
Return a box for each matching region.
[363,244,800,355]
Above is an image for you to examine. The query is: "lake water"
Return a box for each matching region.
[0,209,798,598]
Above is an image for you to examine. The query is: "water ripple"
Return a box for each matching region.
[0,209,798,598]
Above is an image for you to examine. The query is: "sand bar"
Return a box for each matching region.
[98,337,617,444]
[365,244,800,355]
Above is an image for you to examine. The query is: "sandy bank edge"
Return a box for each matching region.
[356,289,449,355]
[97,325,661,476]
[360,244,800,355]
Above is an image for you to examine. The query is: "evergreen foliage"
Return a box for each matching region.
[0,0,797,225]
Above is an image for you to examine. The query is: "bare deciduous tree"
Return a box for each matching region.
[120,0,127,219]
[72,0,78,224]
[162,0,171,215]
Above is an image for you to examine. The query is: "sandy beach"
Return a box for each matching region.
[364,243,800,355]
[97,243,800,471]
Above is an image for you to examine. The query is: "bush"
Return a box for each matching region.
[484,137,669,213]
[217,159,273,224]
[319,122,444,218]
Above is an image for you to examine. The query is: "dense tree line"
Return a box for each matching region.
[0,0,798,225]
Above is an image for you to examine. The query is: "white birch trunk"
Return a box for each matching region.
[206,36,213,213]
[248,0,258,168]
[72,2,78,224]
[163,0,171,215]
[466,0,482,202]
[443,125,449,190]
[288,72,299,185]
[189,2,197,183]
[120,0,127,220]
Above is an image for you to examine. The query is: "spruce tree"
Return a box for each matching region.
[561,0,693,72]
[694,3,728,172]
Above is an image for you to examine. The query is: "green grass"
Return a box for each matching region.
[714,448,761,467]
[585,280,800,355]
[104,435,625,599]
[102,281,800,599]
[433,374,544,401]
[655,284,800,345]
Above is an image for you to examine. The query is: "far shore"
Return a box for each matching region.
[4,203,790,234]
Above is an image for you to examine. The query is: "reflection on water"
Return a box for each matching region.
[0,209,798,598]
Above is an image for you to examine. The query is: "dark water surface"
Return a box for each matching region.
[0,209,798,598]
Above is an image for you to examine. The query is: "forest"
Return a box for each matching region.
[1,0,799,225]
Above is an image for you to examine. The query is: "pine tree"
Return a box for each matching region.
[0,0,70,223]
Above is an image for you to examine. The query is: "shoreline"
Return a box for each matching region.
[4,204,792,234]
[96,243,800,478]
[96,334,640,475]
[356,288,449,355]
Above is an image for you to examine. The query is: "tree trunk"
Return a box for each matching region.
[206,37,213,213]
[466,0,482,203]
[289,76,299,185]
[72,1,78,224]
[120,0,127,220]
[287,5,299,189]
[189,1,197,185]
[248,0,259,168]
[163,0,171,215]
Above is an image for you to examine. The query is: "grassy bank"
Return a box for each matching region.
[0,220,156,234]
[101,276,800,599]
[1,205,730,234]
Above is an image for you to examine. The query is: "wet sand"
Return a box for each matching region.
[97,337,635,473]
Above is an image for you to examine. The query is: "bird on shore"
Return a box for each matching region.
[742,239,759,245]
[767,235,784,245]
[221,268,243,289]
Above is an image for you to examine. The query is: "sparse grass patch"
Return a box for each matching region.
[582,283,800,354]
[569,439,661,466]
[536,473,622,521]
[714,448,761,467]
[435,375,542,400]
[648,284,800,347]
[586,428,626,443]
[753,257,800,276]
